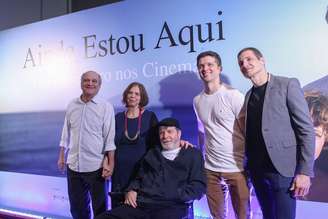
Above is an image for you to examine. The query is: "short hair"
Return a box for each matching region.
[81,70,102,85]
[122,82,149,108]
[237,47,264,60]
[305,91,328,141]
[197,51,222,67]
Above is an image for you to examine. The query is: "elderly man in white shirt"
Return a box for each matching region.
[57,70,116,219]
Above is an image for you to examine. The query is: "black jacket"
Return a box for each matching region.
[127,146,206,205]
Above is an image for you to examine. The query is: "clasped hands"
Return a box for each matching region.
[102,156,113,179]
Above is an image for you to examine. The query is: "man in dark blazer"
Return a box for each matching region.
[237,47,315,219]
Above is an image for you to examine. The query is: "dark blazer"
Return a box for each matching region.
[244,74,315,177]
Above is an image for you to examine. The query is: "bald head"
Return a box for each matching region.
[80,71,102,101]
[81,71,102,85]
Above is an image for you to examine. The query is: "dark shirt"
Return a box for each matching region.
[246,82,276,172]
[112,110,158,192]
[305,147,328,202]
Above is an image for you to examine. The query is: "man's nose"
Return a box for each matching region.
[242,61,249,68]
[162,132,168,139]
[203,65,210,71]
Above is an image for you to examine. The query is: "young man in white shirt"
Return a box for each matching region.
[193,51,250,219]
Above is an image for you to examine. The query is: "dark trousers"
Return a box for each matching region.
[109,192,125,209]
[95,203,189,219]
[67,167,108,219]
[249,170,296,219]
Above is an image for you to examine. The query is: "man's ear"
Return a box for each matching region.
[259,57,265,66]
[177,129,182,139]
[219,65,223,73]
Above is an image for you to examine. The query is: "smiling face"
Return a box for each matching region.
[126,85,141,108]
[159,126,181,151]
[197,55,222,83]
[238,49,266,79]
[80,71,101,99]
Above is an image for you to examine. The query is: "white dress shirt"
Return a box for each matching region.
[59,96,116,172]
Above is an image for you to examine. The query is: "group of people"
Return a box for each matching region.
[58,47,320,219]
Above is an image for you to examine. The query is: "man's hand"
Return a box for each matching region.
[290,174,311,197]
[57,147,66,173]
[179,140,193,148]
[102,156,113,180]
[124,190,138,208]
[57,156,65,173]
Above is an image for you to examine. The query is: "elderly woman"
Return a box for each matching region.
[111,82,158,208]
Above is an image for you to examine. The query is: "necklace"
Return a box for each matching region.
[124,108,142,141]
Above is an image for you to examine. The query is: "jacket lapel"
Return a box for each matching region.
[262,73,274,125]
[244,89,252,136]
[244,73,274,136]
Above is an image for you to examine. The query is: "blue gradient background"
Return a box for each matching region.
[0,0,327,218]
